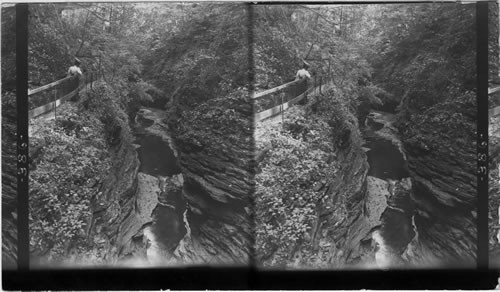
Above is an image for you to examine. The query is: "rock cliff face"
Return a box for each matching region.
[324,139,373,266]
[83,119,143,264]
[169,90,253,265]
[400,106,477,266]
[361,105,476,267]
[289,107,375,268]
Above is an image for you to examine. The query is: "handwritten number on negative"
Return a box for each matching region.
[17,154,27,164]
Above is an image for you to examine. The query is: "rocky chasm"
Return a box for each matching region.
[123,106,252,265]
[105,106,476,267]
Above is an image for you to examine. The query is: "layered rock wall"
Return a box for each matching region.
[87,121,143,263]
[170,90,253,265]
[301,110,374,267]
[402,131,477,266]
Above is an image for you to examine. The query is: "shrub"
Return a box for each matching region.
[255,104,338,266]
[29,108,111,257]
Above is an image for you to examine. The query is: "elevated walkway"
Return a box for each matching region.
[254,75,334,124]
[28,71,102,119]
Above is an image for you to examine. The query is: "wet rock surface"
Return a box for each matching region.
[113,172,158,262]
[130,108,186,265]
[360,110,414,268]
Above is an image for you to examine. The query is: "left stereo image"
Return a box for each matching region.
[3,2,253,269]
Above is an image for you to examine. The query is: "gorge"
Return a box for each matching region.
[1,2,479,273]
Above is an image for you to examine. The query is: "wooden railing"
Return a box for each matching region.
[489,86,500,117]
[254,75,332,122]
[256,81,500,120]
[28,71,102,119]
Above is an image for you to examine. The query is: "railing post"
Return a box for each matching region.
[54,86,57,121]
[281,91,284,125]
[77,76,80,99]
[305,79,308,103]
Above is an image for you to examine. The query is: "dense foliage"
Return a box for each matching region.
[255,78,366,266]
[365,4,476,116]
[254,5,388,122]
[29,108,111,256]
[28,4,162,107]
[28,81,139,259]
[255,5,372,89]
[143,4,249,125]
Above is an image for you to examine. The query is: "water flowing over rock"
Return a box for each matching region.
[127,108,187,266]
[358,110,414,268]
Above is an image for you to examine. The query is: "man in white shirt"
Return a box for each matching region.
[296,63,311,80]
[67,59,82,77]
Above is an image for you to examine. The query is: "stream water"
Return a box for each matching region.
[134,112,186,265]
[134,107,418,267]
[136,134,181,176]
[364,112,415,268]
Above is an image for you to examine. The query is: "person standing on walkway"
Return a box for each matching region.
[67,58,83,100]
[295,62,311,80]
[295,62,311,104]
[67,58,82,77]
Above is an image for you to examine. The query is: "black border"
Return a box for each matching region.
[5,1,499,290]
[3,269,498,290]
[477,0,489,270]
[15,3,29,272]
